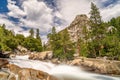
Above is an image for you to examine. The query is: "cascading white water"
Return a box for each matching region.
[9,55,120,80]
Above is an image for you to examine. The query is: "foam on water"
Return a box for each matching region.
[13,55,29,60]
[8,55,120,80]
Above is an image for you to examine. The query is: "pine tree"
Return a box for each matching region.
[47,27,74,60]
[29,28,34,38]
[89,2,105,57]
[61,29,75,60]
[90,2,103,38]
[36,29,40,39]
[49,26,57,50]
[36,29,42,45]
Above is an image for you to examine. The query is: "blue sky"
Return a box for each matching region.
[0,0,120,42]
[0,0,8,13]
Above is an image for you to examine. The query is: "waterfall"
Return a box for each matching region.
[8,55,120,80]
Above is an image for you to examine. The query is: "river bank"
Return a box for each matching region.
[0,54,120,80]
[28,52,120,76]
[2,46,119,76]
[0,57,120,80]
[8,51,120,76]
[71,58,120,76]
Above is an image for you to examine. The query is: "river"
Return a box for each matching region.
[8,55,120,80]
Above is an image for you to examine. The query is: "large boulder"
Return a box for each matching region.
[70,58,120,75]
[29,51,53,60]
[16,46,28,55]
[0,71,9,80]
[81,59,120,75]
[4,64,58,80]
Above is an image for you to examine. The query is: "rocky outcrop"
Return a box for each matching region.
[29,51,53,60]
[67,14,90,42]
[0,64,58,80]
[70,58,120,75]
[17,46,28,52]
[15,46,29,55]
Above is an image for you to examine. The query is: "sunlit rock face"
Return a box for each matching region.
[0,64,58,80]
[29,51,53,60]
[70,58,120,75]
[67,14,90,42]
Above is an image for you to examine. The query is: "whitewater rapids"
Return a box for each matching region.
[8,55,120,80]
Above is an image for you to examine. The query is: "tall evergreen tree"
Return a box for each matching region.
[48,27,57,50]
[36,29,42,45]
[88,2,105,57]
[61,29,75,60]
[29,28,34,38]
[48,27,74,60]
[36,29,40,39]
[90,2,103,38]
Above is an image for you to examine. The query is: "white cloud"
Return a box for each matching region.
[3,0,120,43]
[8,0,54,33]
[55,0,92,26]
[7,0,55,42]
[55,0,120,24]
[0,14,26,36]
[101,2,120,21]
[7,0,26,18]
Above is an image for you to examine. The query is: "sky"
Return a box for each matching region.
[0,0,120,43]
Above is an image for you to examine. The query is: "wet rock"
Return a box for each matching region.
[6,64,21,74]
[0,58,9,68]
[0,51,10,58]
[4,64,58,80]
[70,58,120,75]
[70,58,82,65]
[0,71,9,80]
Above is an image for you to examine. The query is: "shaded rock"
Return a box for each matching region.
[0,58,9,68]
[0,51,10,58]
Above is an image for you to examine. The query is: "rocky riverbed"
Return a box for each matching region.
[10,51,120,76]
[26,51,120,76]
[70,58,120,75]
[0,58,58,80]
[0,56,120,80]
[0,50,120,80]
